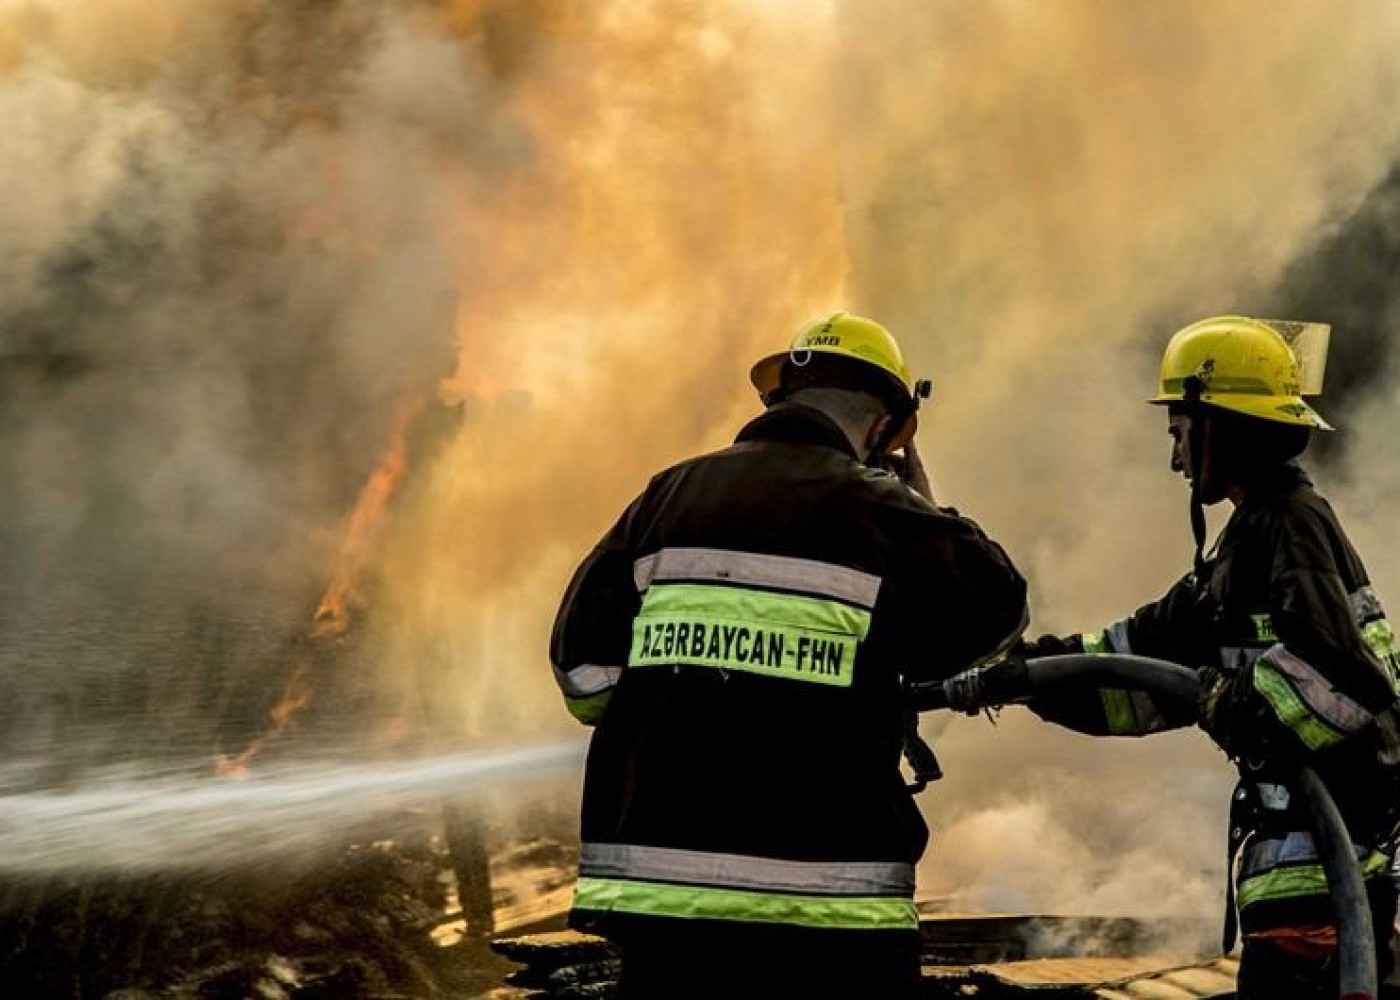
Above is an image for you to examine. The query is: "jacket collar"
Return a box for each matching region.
[1237,460,1312,506]
[734,403,860,460]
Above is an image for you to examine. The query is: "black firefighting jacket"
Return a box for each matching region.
[1031,462,1400,937]
[549,402,1028,942]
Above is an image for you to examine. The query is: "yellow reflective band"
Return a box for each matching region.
[1237,852,1392,910]
[1081,631,1109,655]
[572,876,918,931]
[1363,618,1400,694]
[566,691,611,725]
[1253,661,1347,750]
[1100,689,1140,735]
[629,583,870,687]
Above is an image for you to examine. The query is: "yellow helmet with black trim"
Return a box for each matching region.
[1149,315,1333,430]
[750,311,915,400]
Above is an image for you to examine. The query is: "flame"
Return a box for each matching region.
[312,397,424,639]
[216,397,427,775]
[214,663,313,778]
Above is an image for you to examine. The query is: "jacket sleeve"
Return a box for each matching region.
[1242,503,1400,753]
[549,497,645,726]
[892,501,1029,684]
[1027,573,1210,737]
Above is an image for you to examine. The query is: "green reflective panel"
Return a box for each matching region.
[1237,851,1392,909]
[1100,689,1141,735]
[1363,619,1400,694]
[566,692,611,725]
[1081,630,1109,655]
[573,876,918,931]
[628,584,870,687]
[1253,661,1346,751]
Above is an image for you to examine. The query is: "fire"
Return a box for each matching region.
[214,663,313,778]
[312,397,424,639]
[216,397,427,776]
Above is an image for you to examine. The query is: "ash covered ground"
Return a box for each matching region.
[0,797,577,1000]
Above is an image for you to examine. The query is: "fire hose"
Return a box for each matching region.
[908,653,1378,1000]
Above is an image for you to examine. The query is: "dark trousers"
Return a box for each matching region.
[1237,879,1399,1000]
[612,925,922,1000]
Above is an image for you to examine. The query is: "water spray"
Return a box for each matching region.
[0,741,585,874]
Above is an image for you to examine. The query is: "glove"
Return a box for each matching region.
[1015,633,1085,661]
[942,655,1031,715]
[1196,665,1286,761]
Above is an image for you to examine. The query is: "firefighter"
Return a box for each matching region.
[549,311,1028,1000]
[1002,316,1400,999]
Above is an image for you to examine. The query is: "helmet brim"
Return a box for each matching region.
[1147,393,1332,431]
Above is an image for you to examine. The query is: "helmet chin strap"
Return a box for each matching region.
[1183,375,1209,583]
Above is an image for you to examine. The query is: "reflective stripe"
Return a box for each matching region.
[1241,831,1331,875]
[1238,843,1392,909]
[1084,623,1159,734]
[565,691,611,725]
[573,876,919,931]
[1081,621,1129,656]
[1105,620,1133,654]
[1362,620,1400,693]
[554,663,623,699]
[1219,645,1268,670]
[1081,630,1109,655]
[580,843,914,896]
[1099,689,1166,736]
[629,584,869,687]
[633,548,881,607]
[1253,644,1373,749]
[1101,690,1139,735]
[1350,585,1386,623]
[1348,586,1400,693]
[1256,782,1292,812]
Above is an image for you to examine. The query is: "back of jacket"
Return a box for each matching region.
[550,403,1027,941]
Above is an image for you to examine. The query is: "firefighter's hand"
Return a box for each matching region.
[1197,665,1282,759]
[942,655,1030,715]
[1015,633,1084,660]
[1196,665,1233,750]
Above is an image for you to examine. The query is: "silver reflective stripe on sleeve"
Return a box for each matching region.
[1257,643,1374,736]
[1350,585,1385,623]
[1219,646,1269,670]
[1105,620,1133,654]
[633,547,881,607]
[580,842,915,896]
[554,663,623,698]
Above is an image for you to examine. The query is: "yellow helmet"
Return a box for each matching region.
[1149,315,1333,430]
[750,311,915,400]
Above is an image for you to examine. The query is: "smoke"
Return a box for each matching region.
[3,0,1400,945]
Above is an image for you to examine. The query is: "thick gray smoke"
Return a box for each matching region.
[3,0,1400,952]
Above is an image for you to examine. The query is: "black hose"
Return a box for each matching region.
[927,652,1378,1000]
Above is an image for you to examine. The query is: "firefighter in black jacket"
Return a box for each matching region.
[550,312,1029,1000]
[1005,316,1400,999]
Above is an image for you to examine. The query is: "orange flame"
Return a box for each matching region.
[214,662,313,778]
[312,398,423,638]
[215,397,426,775]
